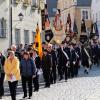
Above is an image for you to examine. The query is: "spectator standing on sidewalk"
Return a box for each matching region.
[4,51,20,100]
[20,52,36,99]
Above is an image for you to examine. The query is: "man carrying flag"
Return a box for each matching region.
[33,23,43,59]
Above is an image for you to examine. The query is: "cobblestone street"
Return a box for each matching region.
[2,66,100,100]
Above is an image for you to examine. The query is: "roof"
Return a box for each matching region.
[46,0,57,17]
[77,0,92,7]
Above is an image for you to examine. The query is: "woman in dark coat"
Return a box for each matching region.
[20,52,36,99]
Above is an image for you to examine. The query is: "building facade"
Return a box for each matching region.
[91,0,100,39]
[57,0,92,36]
[0,0,45,52]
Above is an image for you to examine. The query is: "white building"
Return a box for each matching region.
[0,0,45,52]
[91,0,100,39]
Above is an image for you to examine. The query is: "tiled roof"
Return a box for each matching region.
[77,0,92,7]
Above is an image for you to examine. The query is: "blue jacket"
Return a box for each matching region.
[20,58,36,77]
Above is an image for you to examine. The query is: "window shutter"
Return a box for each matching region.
[0,18,6,38]
[2,19,6,37]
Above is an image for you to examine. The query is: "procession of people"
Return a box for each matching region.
[0,38,100,100]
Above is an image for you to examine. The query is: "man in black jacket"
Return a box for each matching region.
[73,43,81,77]
[47,44,57,84]
[0,52,6,99]
[57,43,69,81]
[42,49,52,88]
[32,49,41,92]
[68,43,77,78]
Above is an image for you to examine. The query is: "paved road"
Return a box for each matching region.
[2,66,100,100]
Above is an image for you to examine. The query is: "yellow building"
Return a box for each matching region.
[57,0,92,36]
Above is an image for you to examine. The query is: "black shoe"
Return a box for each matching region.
[59,78,63,81]
[84,70,87,74]
[23,95,27,98]
[0,96,2,99]
[54,81,56,84]
[28,96,32,99]
[34,89,39,92]
[86,71,89,74]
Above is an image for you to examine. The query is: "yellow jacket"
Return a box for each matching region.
[4,57,21,81]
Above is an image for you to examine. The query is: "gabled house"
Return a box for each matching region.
[57,0,92,36]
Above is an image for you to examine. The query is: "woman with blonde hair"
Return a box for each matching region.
[4,51,20,100]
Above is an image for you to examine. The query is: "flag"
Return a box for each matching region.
[73,20,78,34]
[33,24,43,59]
[94,22,99,37]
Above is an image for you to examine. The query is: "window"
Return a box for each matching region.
[15,29,21,45]
[0,18,7,38]
[81,9,90,20]
[82,11,88,19]
[24,30,29,44]
[32,31,36,42]
[31,0,38,7]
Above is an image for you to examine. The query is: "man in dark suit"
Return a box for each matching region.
[81,44,91,74]
[32,49,41,92]
[68,42,77,78]
[47,44,57,84]
[73,43,81,77]
[57,43,69,81]
[42,49,52,88]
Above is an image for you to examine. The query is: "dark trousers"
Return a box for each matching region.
[68,64,74,78]
[50,66,56,83]
[8,81,18,100]
[33,75,39,91]
[74,66,78,77]
[22,76,32,97]
[58,65,63,80]
[63,66,68,80]
[0,73,5,97]
[43,69,50,87]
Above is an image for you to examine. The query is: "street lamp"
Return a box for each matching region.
[18,13,24,21]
